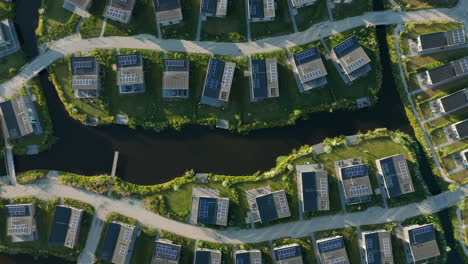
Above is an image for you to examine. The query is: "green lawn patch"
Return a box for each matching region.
[159,230,195,264]
[130,226,157,264]
[80,0,106,38]
[0,1,14,20]
[198,241,233,264]
[273,237,317,264]
[0,51,29,84]
[162,0,200,40]
[314,227,360,264]
[103,0,157,37]
[200,0,247,42]
[36,0,81,44]
[16,170,48,184]
[250,0,294,40]
[395,0,457,10]
[331,0,373,20]
[295,2,329,32]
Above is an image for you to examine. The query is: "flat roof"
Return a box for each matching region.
[195,249,222,264]
[255,190,290,223]
[363,231,393,264]
[377,154,415,198]
[251,58,279,99]
[332,36,371,75]
[407,224,440,262]
[299,169,329,212]
[293,47,327,84]
[439,88,468,113]
[0,96,35,139]
[455,119,468,139]
[273,244,302,264]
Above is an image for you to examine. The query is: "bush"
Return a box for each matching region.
[59,172,111,194]
[16,170,48,184]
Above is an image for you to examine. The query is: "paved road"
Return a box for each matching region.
[0,5,465,101]
[0,178,465,245]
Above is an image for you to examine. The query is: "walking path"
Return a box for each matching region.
[0,5,464,101]
[0,178,465,245]
[286,1,299,33]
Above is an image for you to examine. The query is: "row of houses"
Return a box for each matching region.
[63,0,319,26]
[189,153,415,231]
[70,35,371,107]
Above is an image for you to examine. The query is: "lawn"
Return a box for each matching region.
[36,0,81,44]
[159,230,195,264]
[80,0,106,39]
[200,0,247,42]
[295,1,329,32]
[332,0,373,21]
[395,0,458,10]
[130,226,157,264]
[250,0,294,40]
[0,1,14,20]
[103,0,157,37]
[273,237,317,264]
[314,227,360,264]
[0,51,29,84]
[162,0,200,40]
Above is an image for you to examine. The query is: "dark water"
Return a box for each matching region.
[0,254,73,264]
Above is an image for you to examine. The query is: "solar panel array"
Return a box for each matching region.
[217,201,228,221]
[266,0,274,10]
[206,78,219,90]
[252,63,260,73]
[16,98,30,127]
[320,178,328,198]
[327,256,346,264]
[381,163,390,174]
[277,247,296,260]
[459,57,468,73]
[123,230,131,241]
[385,174,393,188]
[303,70,322,80]
[452,29,465,44]
[209,60,218,75]
[269,63,278,82]
[254,79,261,89]
[413,225,432,236]
[366,238,372,249]
[73,79,93,85]
[119,245,127,256]
[382,238,391,257]
[156,244,179,260]
[344,166,366,177]
[349,185,369,196]
[118,55,138,66]
[7,206,26,216]
[9,223,27,235]
[106,8,126,21]
[319,238,342,252]
[120,74,137,83]
[201,0,210,10]
[70,214,79,233]
[73,61,92,69]
[254,259,261,264]
[237,257,244,264]
[213,259,220,264]
[296,49,315,61]
[198,199,209,218]
[398,161,410,179]
[250,5,257,16]
[220,91,229,100]
[219,0,227,9]
[278,193,288,213]
[334,38,354,54]
[165,60,185,67]
[221,65,235,87]
[347,58,365,71]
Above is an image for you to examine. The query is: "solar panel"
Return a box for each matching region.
[347,58,365,71]
[398,161,409,179]
[118,55,138,67]
[250,5,256,16]
[7,206,26,216]
[266,0,274,10]
[327,256,346,264]
[413,225,432,236]
[120,74,137,83]
[219,0,227,9]
[9,223,27,235]
[334,38,354,54]
[209,60,218,76]
[278,193,288,213]
[385,175,393,188]
[70,214,79,233]
[73,79,93,85]
[123,230,131,241]
[213,260,220,264]
[320,178,328,197]
[198,199,209,218]
[254,259,261,264]
[296,49,315,61]
[269,63,277,82]
[165,60,184,67]
[156,244,179,260]
[119,245,127,256]
[381,163,390,174]
[221,65,234,87]
[201,0,210,10]
[367,252,374,263]
[277,247,296,260]
[459,57,468,73]
[349,185,369,196]
[220,91,229,100]
[254,79,261,89]
[366,238,372,249]
[344,166,366,177]
[237,257,244,264]
[73,61,92,69]
[452,29,465,44]
[217,201,228,221]
[303,70,322,80]
[106,8,126,21]
[382,238,391,257]
[319,238,342,252]
[206,78,219,90]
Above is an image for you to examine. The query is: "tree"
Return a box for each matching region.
[448,184,458,192]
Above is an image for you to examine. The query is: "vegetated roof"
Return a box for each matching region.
[377,154,414,198]
[439,88,468,113]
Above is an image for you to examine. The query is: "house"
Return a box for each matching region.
[445,119,468,141]
[273,244,303,264]
[248,0,275,22]
[154,0,183,26]
[6,204,37,242]
[190,188,229,226]
[152,239,181,264]
[335,158,373,205]
[116,54,145,94]
[62,0,92,18]
[0,19,20,58]
[417,29,466,52]
[430,88,468,115]
[49,205,83,249]
[103,0,135,24]
[235,249,262,264]
[460,149,468,169]
[332,36,371,82]
[200,58,236,107]
[0,95,42,139]
[316,236,350,264]
[250,58,279,102]
[295,164,329,213]
[290,0,316,8]
[245,186,290,224]
[404,224,440,263]
[362,230,394,264]
[376,154,415,199]
[70,56,101,98]
[100,221,138,264]
[201,0,228,17]
[292,47,328,92]
[195,248,222,264]
[419,57,468,89]
[162,59,190,99]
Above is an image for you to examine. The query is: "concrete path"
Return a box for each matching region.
[326,0,335,21]
[76,18,84,36]
[456,207,468,257]
[0,179,465,245]
[196,14,203,41]
[99,18,107,38]
[448,167,464,175]
[0,4,465,100]
[286,1,299,33]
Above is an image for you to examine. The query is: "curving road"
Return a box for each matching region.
[0,4,465,100]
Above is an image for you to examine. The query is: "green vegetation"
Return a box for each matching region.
[59,172,112,194]
[162,0,200,40]
[130,226,157,264]
[273,237,317,264]
[332,0,373,20]
[0,197,84,261]
[16,170,48,184]
[10,80,56,155]
[448,205,468,263]
[200,0,247,42]
[80,0,106,39]
[0,51,29,84]
[159,230,195,264]
[36,0,81,43]
[0,1,15,20]
[295,1,329,32]
[314,227,360,264]
[395,0,457,10]
[237,242,273,264]
[198,241,233,264]
[103,0,157,37]
[250,0,293,40]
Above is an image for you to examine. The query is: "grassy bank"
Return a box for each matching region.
[295,2,329,32]
[16,170,48,184]
[0,1,14,20]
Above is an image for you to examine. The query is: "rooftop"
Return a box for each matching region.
[335,159,373,203]
[454,119,468,139]
[101,221,138,264]
[0,96,39,139]
[439,88,468,113]
[376,154,415,198]
[427,57,468,85]
[296,164,329,212]
[201,58,236,106]
[235,250,262,264]
[104,0,136,23]
[49,205,83,249]
[255,190,291,223]
[201,0,228,16]
[6,204,37,242]
[363,231,393,264]
[251,58,279,100]
[191,188,229,226]
[195,248,222,264]
[116,54,145,93]
[154,0,183,24]
[418,29,466,50]
[152,239,181,264]
[406,224,440,262]
[317,236,350,264]
[273,244,303,264]
[249,0,275,19]
[293,47,327,85]
[333,36,371,76]
[163,59,190,93]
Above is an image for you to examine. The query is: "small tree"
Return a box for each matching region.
[448,184,457,192]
